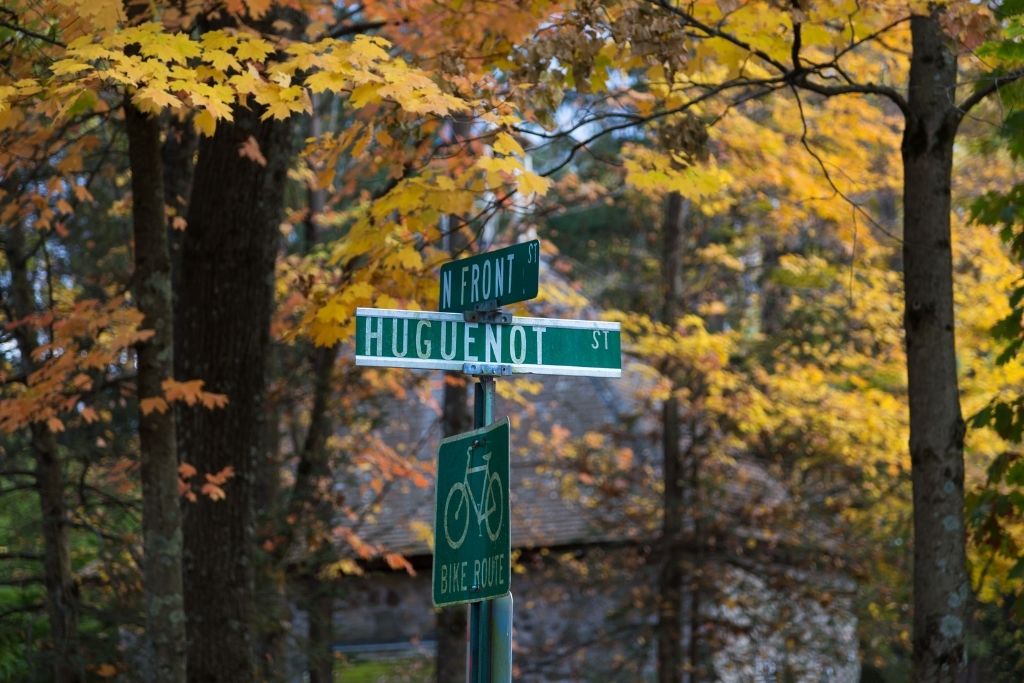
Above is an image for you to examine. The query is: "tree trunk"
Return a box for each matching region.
[307,578,335,683]
[161,112,197,295]
[902,14,969,682]
[125,101,187,683]
[5,225,81,682]
[436,372,471,683]
[657,192,685,683]
[177,102,294,682]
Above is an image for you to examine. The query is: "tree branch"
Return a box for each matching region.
[790,85,902,244]
[647,0,910,115]
[0,16,65,48]
[957,68,1024,120]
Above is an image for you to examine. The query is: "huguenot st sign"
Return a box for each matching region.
[355,308,621,378]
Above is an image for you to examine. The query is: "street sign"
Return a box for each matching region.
[433,418,511,607]
[439,240,540,313]
[355,308,621,378]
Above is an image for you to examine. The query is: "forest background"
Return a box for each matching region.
[3,0,1024,681]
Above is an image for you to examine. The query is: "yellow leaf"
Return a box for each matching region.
[134,86,181,112]
[193,110,217,137]
[234,37,274,62]
[350,83,381,108]
[493,131,524,157]
[516,171,550,197]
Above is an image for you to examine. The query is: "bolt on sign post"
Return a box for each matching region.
[355,240,621,683]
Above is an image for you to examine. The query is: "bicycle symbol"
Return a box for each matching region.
[442,442,504,550]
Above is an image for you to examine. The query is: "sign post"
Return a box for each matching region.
[355,240,621,683]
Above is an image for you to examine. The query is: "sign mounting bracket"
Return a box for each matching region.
[463,363,513,377]
[463,299,511,324]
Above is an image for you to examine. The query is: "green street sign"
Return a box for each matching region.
[433,418,511,607]
[439,240,540,313]
[355,308,621,377]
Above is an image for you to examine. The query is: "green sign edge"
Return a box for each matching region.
[431,416,512,607]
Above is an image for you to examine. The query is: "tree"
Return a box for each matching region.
[125,99,187,683]
[474,1,1022,677]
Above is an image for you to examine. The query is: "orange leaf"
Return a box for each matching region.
[95,663,118,678]
[238,135,267,167]
[205,465,235,486]
[140,396,168,415]
[179,462,197,479]
[201,482,226,501]
[46,416,64,433]
[384,552,415,576]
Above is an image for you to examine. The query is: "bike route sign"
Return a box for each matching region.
[432,418,511,607]
[439,240,540,313]
[356,308,621,378]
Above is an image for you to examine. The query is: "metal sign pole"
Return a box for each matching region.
[468,377,494,683]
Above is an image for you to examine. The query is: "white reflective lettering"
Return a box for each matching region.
[440,321,457,360]
[485,324,501,363]
[482,260,491,300]
[416,320,431,358]
[441,270,452,309]
[391,318,409,357]
[366,317,383,357]
[533,326,546,365]
[505,254,514,291]
[494,258,504,298]
[510,325,526,364]
[464,323,478,361]
[460,266,469,306]
[471,264,480,302]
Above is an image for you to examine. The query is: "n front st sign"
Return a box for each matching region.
[439,239,540,313]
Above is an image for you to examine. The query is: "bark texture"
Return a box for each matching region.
[902,14,969,682]
[436,374,471,682]
[161,112,197,293]
[125,101,187,683]
[657,192,685,683]
[5,225,81,682]
[176,102,293,683]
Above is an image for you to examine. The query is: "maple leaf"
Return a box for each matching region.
[161,378,227,409]
[321,558,364,577]
[384,552,416,576]
[94,663,118,678]
[201,482,226,501]
[516,170,551,197]
[179,462,197,479]
[493,131,525,156]
[134,86,181,112]
[193,110,217,137]
[238,136,267,167]
[140,396,168,415]
[234,37,274,62]
[200,466,236,500]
